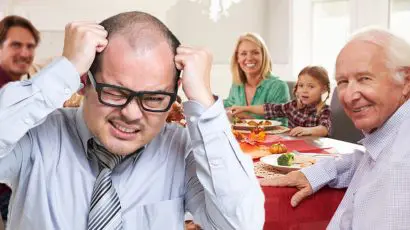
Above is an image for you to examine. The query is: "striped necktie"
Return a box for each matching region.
[87,140,124,230]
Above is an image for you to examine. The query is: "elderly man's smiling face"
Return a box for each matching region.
[335,40,408,133]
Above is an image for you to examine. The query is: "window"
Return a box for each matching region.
[311,0,350,80]
[390,0,410,43]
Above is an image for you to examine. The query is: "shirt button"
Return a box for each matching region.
[209,159,222,168]
[189,116,197,122]
[64,88,71,95]
[24,117,33,125]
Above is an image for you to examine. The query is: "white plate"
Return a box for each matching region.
[260,153,338,173]
[232,119,281,131]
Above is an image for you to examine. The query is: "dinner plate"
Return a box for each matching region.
[260,153,338,173]
[232,119,281,131]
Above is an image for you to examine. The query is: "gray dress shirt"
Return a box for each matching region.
[0,58,265,230]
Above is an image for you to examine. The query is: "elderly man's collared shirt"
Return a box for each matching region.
[302,100,410,229]
[0,58,265,230]
[263,99,332,131]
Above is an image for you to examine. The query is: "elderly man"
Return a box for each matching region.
[262,28,410,229]
[0,11,264,229]
[0,15,39,227]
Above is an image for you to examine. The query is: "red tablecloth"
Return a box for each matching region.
[263,186,346,230]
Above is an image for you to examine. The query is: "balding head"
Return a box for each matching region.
[90,11,181,80]
[341,28,410,83]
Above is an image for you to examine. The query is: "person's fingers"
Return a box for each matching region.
[231,108,242,115]
[96,38,108,53]
[258,176,291,187]
[174,54,187,70]
[289,128,297,136]
[174,53,190,64]
[175,61,184,70]
[177,45,195,54]
[290,187,312,207]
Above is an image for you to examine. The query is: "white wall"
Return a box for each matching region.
[350,0,390,30]
[268,0,292,79]
[166,0,271,98]
[291,0,395,82]
[3,0,289,99]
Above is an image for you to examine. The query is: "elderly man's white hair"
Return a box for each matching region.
[348,27,410,83]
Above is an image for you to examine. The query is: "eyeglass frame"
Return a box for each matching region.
[87,71,179,113]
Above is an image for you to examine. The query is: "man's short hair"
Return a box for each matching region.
[0,15,40,46]
[89,11,181,81]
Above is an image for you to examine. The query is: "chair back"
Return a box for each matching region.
[286,81,296,100]
[330,88,364,144]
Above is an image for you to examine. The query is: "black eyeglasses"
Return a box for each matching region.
[88,71,178,112]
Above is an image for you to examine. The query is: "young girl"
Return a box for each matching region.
[230,66,331,137]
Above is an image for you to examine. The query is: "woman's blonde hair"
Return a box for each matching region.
[294,66,330,113]
[230,33,272,85]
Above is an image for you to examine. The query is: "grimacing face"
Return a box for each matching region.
[335,40,408,133]
[82,37,176,155]
[0,26,36,79]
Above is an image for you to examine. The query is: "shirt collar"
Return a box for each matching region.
[239,73,273,89]
[256,73,274,90]
[75,105,93,154]
[360,100,410,161]
[75,105,145,163]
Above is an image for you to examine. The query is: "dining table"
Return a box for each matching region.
[244,133,365,230]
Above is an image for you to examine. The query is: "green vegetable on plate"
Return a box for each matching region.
[277,153,295,166]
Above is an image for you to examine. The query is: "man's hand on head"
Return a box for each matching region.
[62,22,108,75]
[174,46,215,108]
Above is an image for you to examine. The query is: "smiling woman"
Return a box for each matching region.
[224,33,290,125]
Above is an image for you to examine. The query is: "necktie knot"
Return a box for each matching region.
[87,139,124,170]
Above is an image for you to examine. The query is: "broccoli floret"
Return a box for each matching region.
[277,153,295,166]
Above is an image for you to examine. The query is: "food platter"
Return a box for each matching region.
[260,153,338,173]
[232,119,281,131]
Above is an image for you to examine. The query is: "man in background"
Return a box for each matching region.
[0,15,40,227]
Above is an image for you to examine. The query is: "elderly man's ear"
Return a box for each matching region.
[401,66,410,98]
